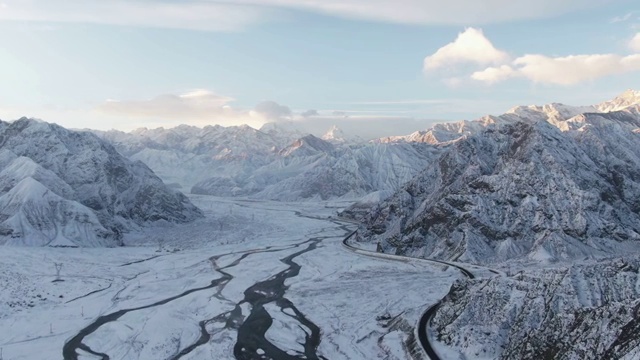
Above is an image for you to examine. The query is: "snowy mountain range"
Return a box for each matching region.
[353,90,640,264]
[0,118,202,247]
[96,123,436,201]
[92,90,640,211]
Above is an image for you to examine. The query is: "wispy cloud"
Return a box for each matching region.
[0,0,613,30]
[0,1,272,32]
[96,90,277,128]
[241,0,611,25]
[611,12,634,23]
[345,99,452,106]
[98,90,235,118]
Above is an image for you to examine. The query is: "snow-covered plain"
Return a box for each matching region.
[0,195,460,360]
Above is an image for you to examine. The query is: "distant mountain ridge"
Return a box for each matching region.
[376,91,640,145]
[97,123,434,201]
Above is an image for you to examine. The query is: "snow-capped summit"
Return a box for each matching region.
[375,92,640,146]
[598,89,640,113]
[279,135,335,157]
[505,102,597,124]
[321,125,347,143]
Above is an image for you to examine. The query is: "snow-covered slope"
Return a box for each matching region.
[0,118,202,247]
[432,257,640,359]
[355,91,640,264]
[0,155,74,198]
[0,177,112,247]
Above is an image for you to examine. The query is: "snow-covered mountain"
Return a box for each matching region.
[354,91,640,264]
[98,124,438,201]
[0,118,202,247]
[96,123,302,191]
[251,141,439,201]
[320,125,364,144]
[374,94,637,146]
[193,136,438,201]
[279,134,335,157]
[432,257,640,359]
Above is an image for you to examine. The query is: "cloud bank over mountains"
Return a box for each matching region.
[93,89,441,139]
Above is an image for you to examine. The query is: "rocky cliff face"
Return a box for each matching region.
[432,257,640,359]
[0,118,202,247]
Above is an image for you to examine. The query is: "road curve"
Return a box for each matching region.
[341,230,475,360]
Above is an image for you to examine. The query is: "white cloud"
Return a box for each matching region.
[0,0,613,30]
[630,33,640,52]
[419,28,640,86]
[252,101,292,120]
[96,90,272,128]
[98,90,235,118]
[301,109,319,117]
[443,77,465,88]
[240,0,610,25]
[471,65,518,84]
[424,28,509,71]
[515,54,640,85]
[473,54,640,86]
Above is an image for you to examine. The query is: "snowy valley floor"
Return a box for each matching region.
[0,196,460,360]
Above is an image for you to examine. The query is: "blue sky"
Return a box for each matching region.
[0,0,639,137]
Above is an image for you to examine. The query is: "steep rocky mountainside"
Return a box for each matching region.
[354,91,640,263]
[0,118,202,247]
[432,257,640,359]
